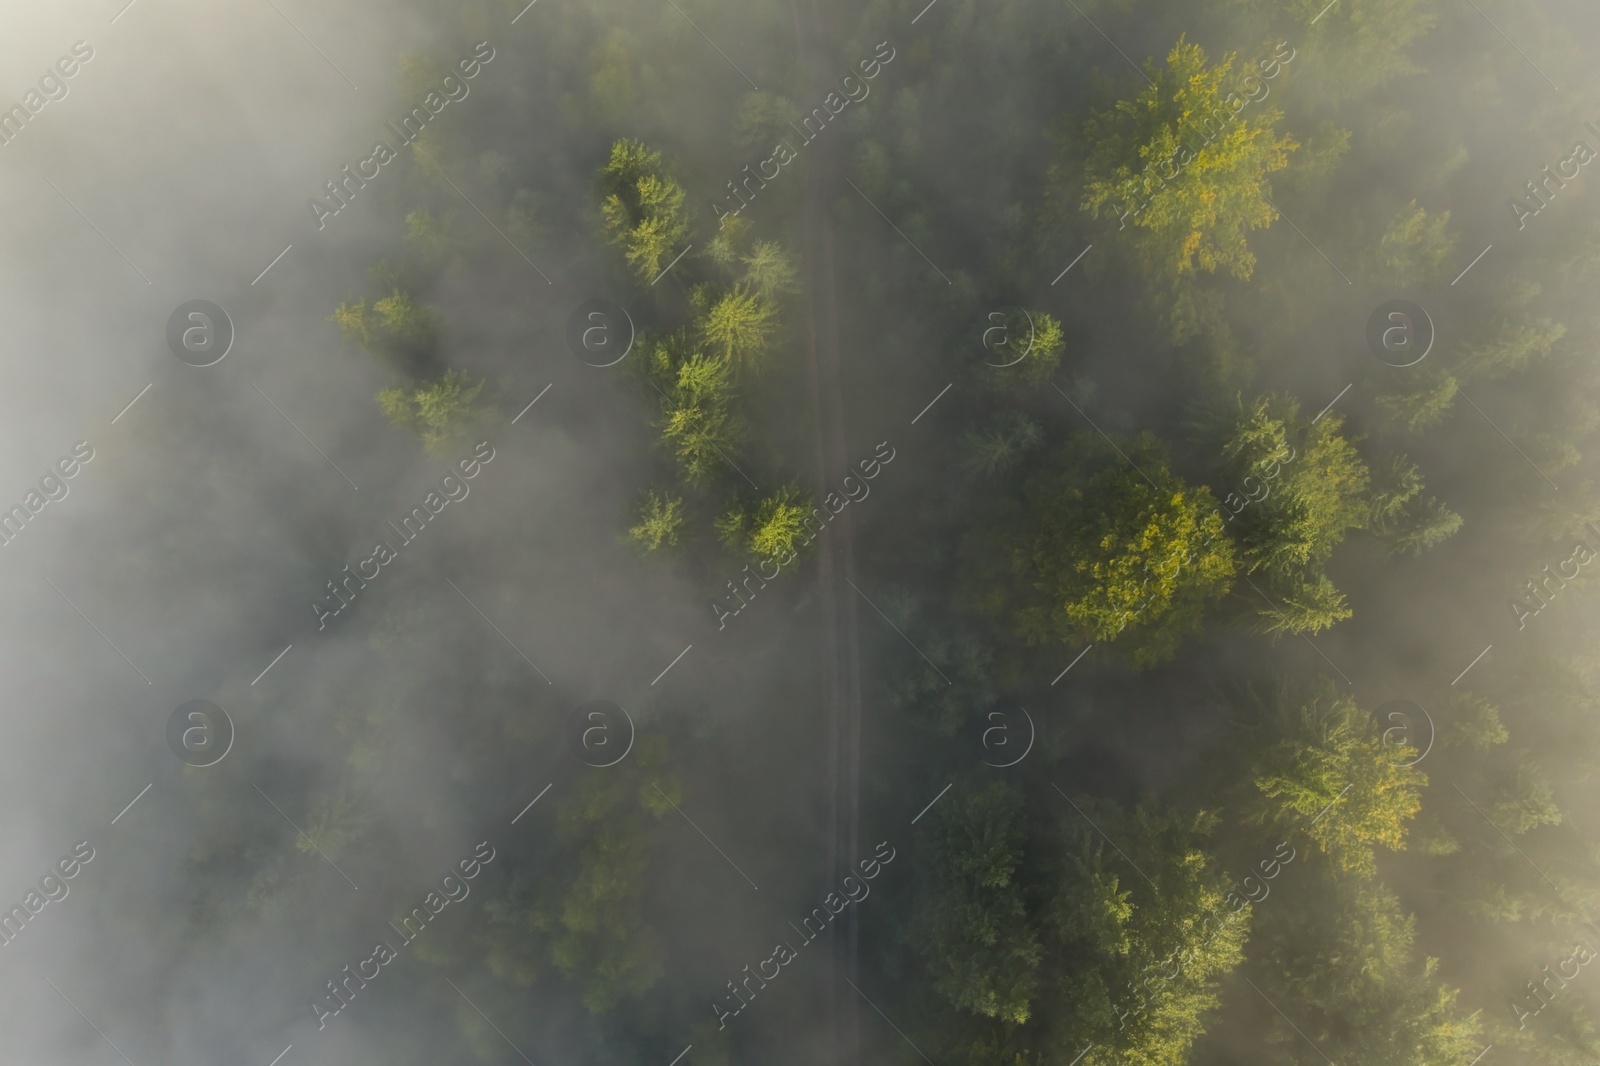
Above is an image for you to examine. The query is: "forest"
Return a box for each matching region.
[5,0,1600,1064]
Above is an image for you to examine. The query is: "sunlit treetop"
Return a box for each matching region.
[1247,679,1427,877]
[598,139,692,282]
[1079,36,1297,280]
[964,434,1237,668]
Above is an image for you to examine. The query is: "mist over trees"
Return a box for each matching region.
[10,0,1600,1064]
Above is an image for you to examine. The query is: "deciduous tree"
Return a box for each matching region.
[1078,37,1297,281]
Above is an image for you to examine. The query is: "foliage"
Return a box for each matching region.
[639,333,745,486]
[961,414,1045,479]
[1456,313,1567,385]
[1214,394,1371,577]
[629,491,685,552]
[482,737,681,1013]
[599,139,691,282]
[332,288,439,372]
[661,355,741,484]
[1078,37,1296,280]
[966,435,1236,667]
[1219,0,1437,103]
[1207,393,1452,633]
[296,789,375,858]
[1367,200,1457,287]
[740,241,802,297]
[716,484,812,561]
[1048,803,1250,1066]
[981,310,1066,389]
[377,369,486,453]
[695,283,778,368]
[1260,877,1482,1066]
[404,209,452,261]
[1375,366,1459,433]
[913,780,1043,1024]
[1245,573,1352,637]
[1247,678,1427,876]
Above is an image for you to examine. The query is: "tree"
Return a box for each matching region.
[332,288,439,373]
[979,310,1066,390]
[886,628,997,740]
[639,333,745,486]
[1388,497,1463,556]
[694,283,778,368]
[629,491,684,552]
[377,369,487,453]
[659,354,742,485]
[598,139,691,282]
[1367,200,1457,287]
[1245,678,1427,876]
[739,241,801,297]
[476,737,681,1013]
[1078,36,1297,281]
[1456,312,1566,385]
[1206,394,1429,635]
[1257,876,1482,1066]
[1484,754,1563,836]
[1367,456,1463,556]
[1043,802,1251,1066]
[716,484,812,561]
[296,789,376,858]
[965,435,1236,668]
[1213,394,1371,578]
[910,794,1249,1066]
[913,780,1043,1025]
[960,414,1044,479]
[1375,366,1459,433]
[1216,0,1436,104]
[1245,573,1351,637]
[404,209,453,261]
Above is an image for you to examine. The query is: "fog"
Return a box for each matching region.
[2,1,1600,1065]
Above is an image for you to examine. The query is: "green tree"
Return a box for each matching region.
[717,484,812,561]
[332,288,439,374]
[740,241,801,297]
[1217,0,1436,104]
[377,369,487,453]
[639,332,745,485]
[296,789,376,858]
[885,627,997,740]
[980,310,1067,389]
[1257,878,1482,1066]
[659,354,742,485]
[479,738,681,1013]
[1214,394,1372,578]
[1367,199,1457,287]
[695,283,778,368]
[1245,679,1427,876]
[628,491,684,552]
[1375,366,1459,433]
[599,139,691,282]
[1366,456,1462,556]
[1045,803,1251,1066]
[965,436,1236,668]
[1456,312,1567,385]
[404,209,452,261]
[913,780,1043,1024]
[377,368,483,451]
[960,414,1044,479]
[1246,573,1352,637]
[1078,36,1297,280]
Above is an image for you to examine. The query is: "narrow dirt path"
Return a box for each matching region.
[790,0,863,1061]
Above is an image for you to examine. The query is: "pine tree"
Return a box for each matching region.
[628,491,684,551]
[598,139,691,282]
